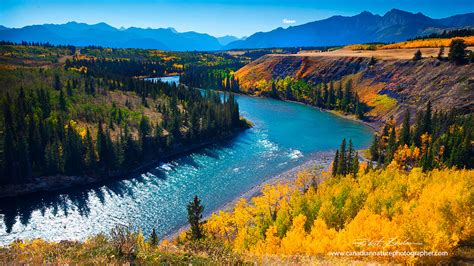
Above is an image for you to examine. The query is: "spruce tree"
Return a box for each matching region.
[2,125,16,184]
[437,46,444,60]
[54,74,62,91]
[386,127,397,164]
[97,122,108,168]
[337,139,347,175]
[347,139,354,172]
[352,151,359,178]
[149,228,159,247]
[342,80,352,112]
[84,128,97,170]
[400,110,411,146]
[332,149,339,177]
[187,195,204,240]
[422,101,432,134]
[139,115,151,157]
[59,89,67,112]
[448,39,467,65]
[370,135,379,162]
[413,50,422,61]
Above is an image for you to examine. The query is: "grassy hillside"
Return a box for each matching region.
[235,53,474,127]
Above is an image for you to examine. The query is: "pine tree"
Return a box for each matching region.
[347,139,354,172]
[422,101,432,134]
[54,74,62,91]
[413,50,422,61]
[270,81,278,98]
[341,80,352,112]
[369,56,377,66]
[370,135,379,162]
[386,127,397,164]
[84,128,97,170]
[66,80,73,96]
[337,139,347,175]
[437,46,445,60]
[2,124,16,184]
[412,112,424,147]
[448,39,467,65]
[63,123,84,175]
[352,151,359,178]
[400,110,411,146]
[187,195,204,240]
[59,89,67,112]
[332,149,339,177]
[149,228,159,247]
[139,115,151,157]
[97,122,109,169]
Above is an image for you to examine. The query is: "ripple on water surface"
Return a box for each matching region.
[0,92,373,245]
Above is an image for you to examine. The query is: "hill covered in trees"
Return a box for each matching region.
[234,39,474,128]
[0,43,249,195]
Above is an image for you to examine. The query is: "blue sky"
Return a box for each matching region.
[1,0,473,37]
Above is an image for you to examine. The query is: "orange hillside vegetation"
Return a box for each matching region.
[380,36,474,49]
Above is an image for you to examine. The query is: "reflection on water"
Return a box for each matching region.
[144,76,180,84]
[0,91,373,245]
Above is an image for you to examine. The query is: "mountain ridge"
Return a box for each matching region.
[226,9,474,49]
[1,9,473,51]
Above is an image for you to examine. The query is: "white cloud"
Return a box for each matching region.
[282,18,296,24]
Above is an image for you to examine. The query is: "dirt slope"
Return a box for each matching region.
[235,54,474,126]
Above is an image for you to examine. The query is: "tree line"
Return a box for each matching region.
[257,77,367,119]
[65,57,167,79]
[180,66,241,92]
[410,28,474,41]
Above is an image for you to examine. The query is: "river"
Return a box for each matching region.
[0,76,373,245]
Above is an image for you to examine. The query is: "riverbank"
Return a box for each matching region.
[215,151,334,213]
[205,88,381,132]
[284,98,382,131]
[164,151,335,240]
[0,124,251,199]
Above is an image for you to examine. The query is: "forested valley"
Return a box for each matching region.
[0,43,247,187]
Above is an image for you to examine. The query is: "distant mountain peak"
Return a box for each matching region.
[167,27,178,33]
[90,22,116,31]
[387,8,409,14]
[358,11,374,16]
[216,35,240,46]
[225,9,474,49]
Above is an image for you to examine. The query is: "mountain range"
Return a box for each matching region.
[226,9,474,49]
[0,9,473,51]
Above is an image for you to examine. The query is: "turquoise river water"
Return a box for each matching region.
[0,76,373,245]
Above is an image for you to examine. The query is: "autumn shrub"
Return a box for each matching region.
[204,168,474,263]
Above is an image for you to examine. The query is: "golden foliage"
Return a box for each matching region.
[204,167,474,262]
[380,36,474,49]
